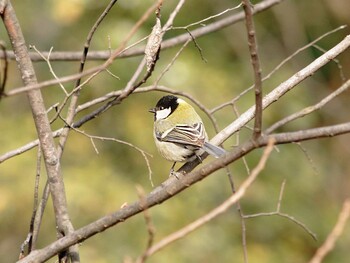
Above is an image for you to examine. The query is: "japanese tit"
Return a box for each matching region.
[149,95,226,175]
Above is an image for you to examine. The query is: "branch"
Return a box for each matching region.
[138,139,275,259]
[243,180,317,241]
[16,122,350,263]
[210,34,350,147]
[135,185,156,263]
[210,25,347,114]
[266,78,350,134]
[309,199,350,263]
[67,0,184,128]
[3,0,283,97]
[1,32,350,167]
[242,0,263,139]
[0,1,79,261]
[56,0,119,159]
[0,0,283,63]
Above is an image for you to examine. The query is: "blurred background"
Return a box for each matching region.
[0,0,350,262]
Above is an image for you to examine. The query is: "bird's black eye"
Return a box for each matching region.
[159,106,164,110]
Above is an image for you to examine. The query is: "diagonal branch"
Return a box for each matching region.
[210,34,350,147]
[266,78,350,134]
[1,33,350,166]
[56,0,119,157]
[309,199,350,263]
[138,139,275,260]
[16,122,350,263]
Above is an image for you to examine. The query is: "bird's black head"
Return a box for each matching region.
[149,95,179,120]
[155,95,179,112]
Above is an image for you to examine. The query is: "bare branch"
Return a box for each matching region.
[140,139,275,259]
[31,46,68,95]
[210,24,347,114]
[171,3,242,30]
[210,34,350,147]
[67,0,186,129]
[266,79,350,134]
[135,186,156,263]
[309,199,350,263]
[1,30,350,166]
[242,0,263,139]
[56,0,120,163]
[19,148,42,258]
[3,0,283,97]
[1,1,80,261]
[67,127,154,187]
[16,122,350,262]
[243,180,317,241]
[1,0,283,63]
[154,39,191,86]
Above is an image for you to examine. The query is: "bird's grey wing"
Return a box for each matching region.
[158,123,205,148]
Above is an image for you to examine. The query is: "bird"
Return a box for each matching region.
[149,95,226,176]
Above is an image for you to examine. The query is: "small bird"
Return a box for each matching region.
[149,95,226,176]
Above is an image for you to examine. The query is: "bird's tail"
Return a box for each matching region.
[203,142,226,158]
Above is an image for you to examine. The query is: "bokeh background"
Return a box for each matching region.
[1,0,350,262]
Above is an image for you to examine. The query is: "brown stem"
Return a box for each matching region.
[242,0,263,139]
[0,1,79,261]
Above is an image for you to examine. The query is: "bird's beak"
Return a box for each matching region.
[149,108,156,114]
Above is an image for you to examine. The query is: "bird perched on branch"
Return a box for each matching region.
[149,95,226,176]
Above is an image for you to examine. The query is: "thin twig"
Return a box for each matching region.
[3,0,283,97]
[171,3,242,30]
[294,143,319,177]
[19,148,42,258]
[70,0,171,128]
[1,33,350,167]
[135,185,156,263]
[153,39,191,86]
[312,44,346,82]
[243,180,317,241]
[209,34,350,148]
[30,46,68,95]
[266,79,350,134]
[210,25,347,114]
[55,0,120,159]
[276,179,286,212]
[0,0,282,63]
[56,115,154,187]
[309,199,350,263]
[225,167,249,263]
[184,29,207,62]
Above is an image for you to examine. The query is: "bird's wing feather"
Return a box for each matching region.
[158,123,205,148]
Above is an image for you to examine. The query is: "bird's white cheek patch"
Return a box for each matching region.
[156,107,171,120]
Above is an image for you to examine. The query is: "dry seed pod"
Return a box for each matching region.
[145,17,162,72]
